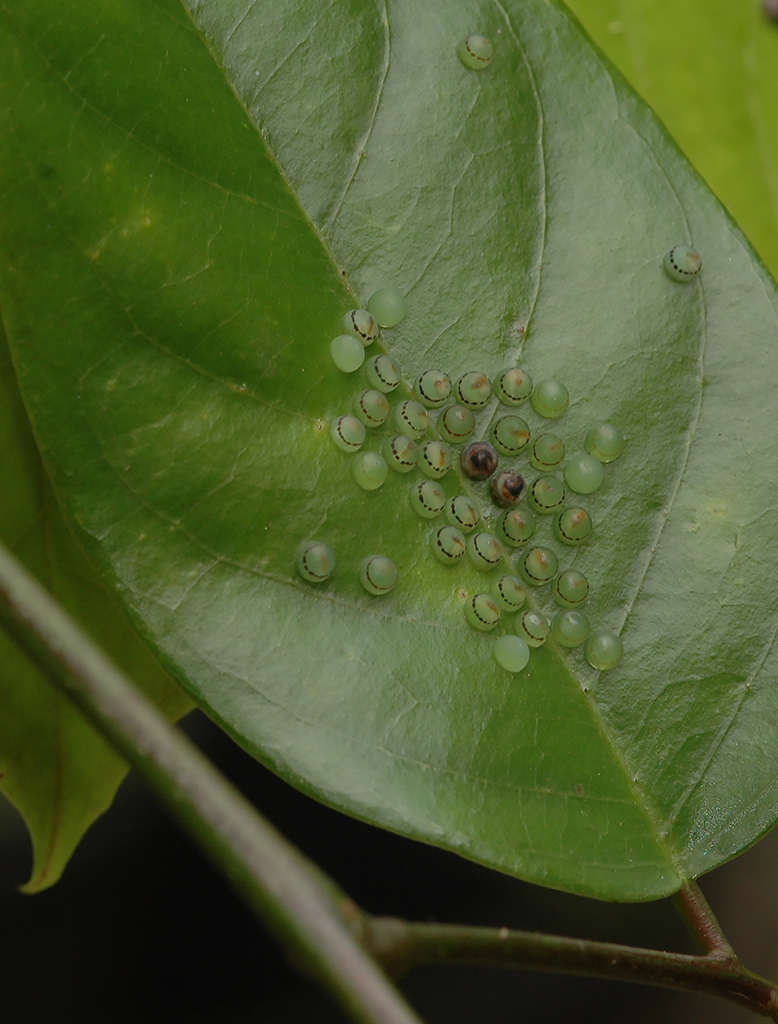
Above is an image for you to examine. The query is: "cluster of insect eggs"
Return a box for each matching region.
[301,291,631,673]
[298,31,699,675]
[432,410,626,673]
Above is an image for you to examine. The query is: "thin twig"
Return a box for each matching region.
[673,881,735,956]
[361,917,778,1021]
[0,542,422,1024]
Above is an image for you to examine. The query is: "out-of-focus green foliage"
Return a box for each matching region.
[567,0,778,276]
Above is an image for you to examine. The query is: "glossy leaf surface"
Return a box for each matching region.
[565,0,778,277]
[2,0,778,900]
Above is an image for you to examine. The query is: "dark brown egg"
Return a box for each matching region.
[460,442,499,480]
[490,471,525,507]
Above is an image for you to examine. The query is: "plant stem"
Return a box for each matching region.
[361,917,778,1020]
[673,880,735,955]
[0,542,422,1024]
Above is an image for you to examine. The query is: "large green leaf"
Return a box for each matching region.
[564,0,778,277]
[2,0,778,901]
[0,317,192,891]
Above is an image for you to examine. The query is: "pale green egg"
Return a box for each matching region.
[519,546,558,586]
[330,334,365,373]
[353,388,390,428]
[528,475,566,515]
[564,454,605,495]
[415,369,452,409]
[438,404,476,443]
[496,508,536,547]
[351,451,388,490]
[467,532,503,571]
[412,479,447,518]
[663,244,701,282]
[554,506,593,546]
[393,399,429,439]
[465,593,502,632]
[519,610,550,647]
[493,634,531,673]
[458,33,493,70]
[585,422,625,463]
[330,415,366,452]
[419,440,451,478]
[445,495,480,533]
[343,308,378,342]
[551,609,590,648]
[493,574,527,612]
[359,555,398,595]
[490,415,530,456]
[456,371,492,410]
[530,380,569,419]
[296,541,336,583]
[553,569,589,608]
[430,525,467,565]
[367,287,406,327]
[494,367,533,406]
[365,354,402,393]
[585,630,624,671]
[530,433,565,471]
[382,435,419,473]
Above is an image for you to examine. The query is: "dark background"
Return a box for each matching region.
[2,709,777,1024]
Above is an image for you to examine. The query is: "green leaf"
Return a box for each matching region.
[564,0,778,278]
[0,313,192,892]
[2,0,778,901]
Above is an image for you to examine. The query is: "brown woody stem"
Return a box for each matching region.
[361,915,778,1021]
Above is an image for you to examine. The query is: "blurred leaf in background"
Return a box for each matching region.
[0,318,191,891]
[566,0,778,276]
